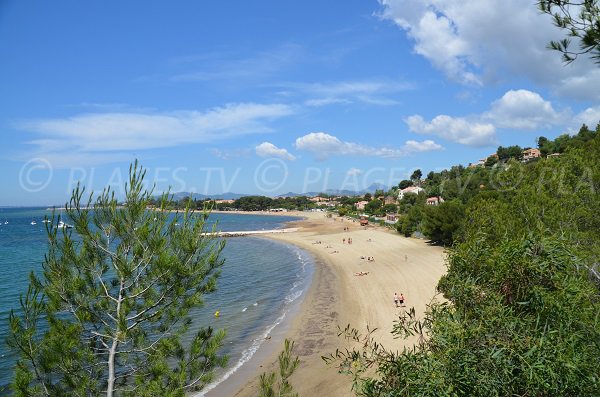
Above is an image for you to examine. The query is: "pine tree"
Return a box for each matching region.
[9,161,227,396]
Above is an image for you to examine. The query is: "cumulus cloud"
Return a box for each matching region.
[255,142,296,160]
[378,0,600,100]
[294,132,442,160]
[406,114,497,147]
[18,103,294,167]
[572,106,600,131]
[484,89,564,129]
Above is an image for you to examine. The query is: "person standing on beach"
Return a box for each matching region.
[399,293,405,307]
[393,292,400,307]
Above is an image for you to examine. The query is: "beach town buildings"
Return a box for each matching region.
[522,148,541,161]
[355,200,369,210]
[214,199,235,205]
[426,196,445,206]
[385,213,399,224]
[384,195,397,205]
[398,186,424,200]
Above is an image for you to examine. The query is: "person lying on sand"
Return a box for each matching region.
[354,271,369,276]
[330,250,339,254]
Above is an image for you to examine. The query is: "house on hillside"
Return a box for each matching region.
[384,195,397,205]
[522,148,541,162]
[309,196,327,203]
[355,200,369,210]
[426,196,445,206]
[469,159,486,168]
[385,213,399,224]
[214,199,235,205]
[547,152,561,158]
[398,186,424,200]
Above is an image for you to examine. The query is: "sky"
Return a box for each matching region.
[1,0,599,206]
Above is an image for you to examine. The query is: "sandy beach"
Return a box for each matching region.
[228,211,447,396]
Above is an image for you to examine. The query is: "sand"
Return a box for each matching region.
[229,211,447,396]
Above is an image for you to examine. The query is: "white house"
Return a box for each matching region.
[426,196,445,206]
[355,200,369,210]
[398,186,424,200]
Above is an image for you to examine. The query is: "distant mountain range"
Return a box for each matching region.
[164,183,390,201]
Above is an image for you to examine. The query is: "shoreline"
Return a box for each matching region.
[228,211,447,396]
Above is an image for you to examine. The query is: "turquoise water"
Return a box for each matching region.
[0,207,312,392]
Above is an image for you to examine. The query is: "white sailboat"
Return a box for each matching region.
[56,220,73,229]
[31,220,37,225]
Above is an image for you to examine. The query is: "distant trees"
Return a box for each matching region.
[422,200,465,245]
[496,145,523,161]
[410,169,422,184]
[396,205,423,237]
[539,0,600,64]
[363,199,382,215]
[484,155,498,167]
[398,179,413,189]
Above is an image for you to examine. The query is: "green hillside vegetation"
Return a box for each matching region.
[328,125,600,396]
[396,123,600,245]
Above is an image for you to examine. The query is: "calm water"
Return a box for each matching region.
[0,207,312,393]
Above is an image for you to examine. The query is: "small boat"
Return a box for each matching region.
[56,220,73,229]
[3,221,7,225]
[42,219,51,223]
[31,220,37,225]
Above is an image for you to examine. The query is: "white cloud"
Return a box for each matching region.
[406,114,497,147]
[18,103,295,167]
[284,79,413,107]
[484,89,565,130]
[572,106,600,130]
[378,0,600,100]
[403,139,444,152]
[346,168,363,176]
[255,142,296,161]
[294,132,443,160]
[169,43,303,83]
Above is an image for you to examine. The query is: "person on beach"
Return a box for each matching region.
[399,293,405,307]
[394,292,400,307]
[343,238,346,244]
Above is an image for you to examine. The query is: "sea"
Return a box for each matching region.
[0,207,313,394]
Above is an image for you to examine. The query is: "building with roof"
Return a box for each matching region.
[398,186,424,200]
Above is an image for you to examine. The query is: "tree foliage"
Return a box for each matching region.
[9,162,227,396]
[328,129,600,396]
[259,339,300,397]
[539,0,600,64]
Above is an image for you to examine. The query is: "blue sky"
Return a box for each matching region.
[1,0,599,206]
